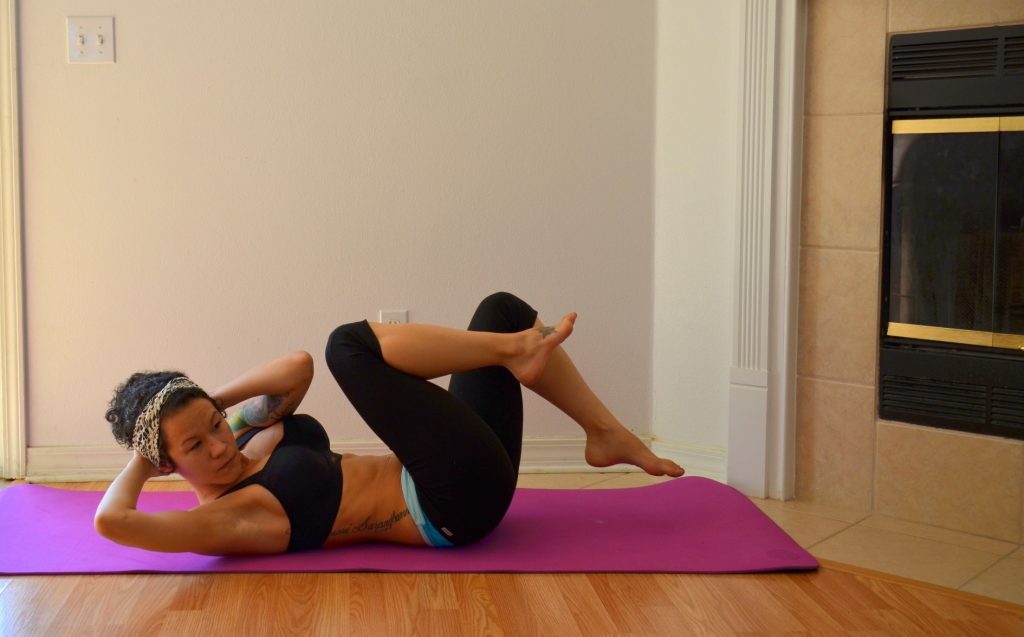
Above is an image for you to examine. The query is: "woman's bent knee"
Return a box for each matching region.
[325,320,382,377]
[478,291,524,313]
[473,292,538,332]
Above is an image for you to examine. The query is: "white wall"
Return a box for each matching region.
[653,0,741,451]
[19,1,658,454]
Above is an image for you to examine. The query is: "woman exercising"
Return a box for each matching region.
[96,292,685,555]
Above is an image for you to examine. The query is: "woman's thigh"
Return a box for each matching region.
[325,319,515,544]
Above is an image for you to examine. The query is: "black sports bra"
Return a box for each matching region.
[219,414,342,552]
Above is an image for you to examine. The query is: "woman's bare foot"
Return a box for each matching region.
[508,312,577,386]
[585,425,686,477]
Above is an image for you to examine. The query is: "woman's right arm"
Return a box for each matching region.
[94,452,161,536]
[94,454,274,555]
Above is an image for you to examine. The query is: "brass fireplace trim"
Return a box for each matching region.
[888,322,1024,351]
[892,115,1024,134]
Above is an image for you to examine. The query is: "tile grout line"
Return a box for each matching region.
[804,112,884,118]
[857,517,1022,557]
[954,554,1010,593]
[847,516,1020,558]
[799,244,881,254]
[804,518,860,552]
[753,497,875,527]
[773,503,873,526]
[775,505,1020,557]
[794,374,875,388]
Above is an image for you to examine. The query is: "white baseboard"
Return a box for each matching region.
[25,436,728,483]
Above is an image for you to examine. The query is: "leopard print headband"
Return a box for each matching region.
[131,377,200,466]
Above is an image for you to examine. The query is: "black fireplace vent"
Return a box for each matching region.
[879,346,1024,439]
[992,387,1024,428]
[889,24,1024,113]
[1008,35,1024,71]
[880,376,987,425]
[890,38,998,81]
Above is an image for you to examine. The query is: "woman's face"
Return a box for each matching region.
[160,398,244,485]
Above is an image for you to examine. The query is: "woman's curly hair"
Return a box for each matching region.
[105,371,220,466]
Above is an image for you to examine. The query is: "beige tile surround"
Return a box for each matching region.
[797,248,879,385]
[796,0,1024,554]
[795,377,875,511]
[876,422,1024,543]
[801,116,884,250]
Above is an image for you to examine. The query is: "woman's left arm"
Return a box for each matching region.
[210,351,314,429]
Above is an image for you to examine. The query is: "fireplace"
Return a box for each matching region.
[880,24,1024,440]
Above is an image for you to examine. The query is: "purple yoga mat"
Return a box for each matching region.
[0,477,817,574]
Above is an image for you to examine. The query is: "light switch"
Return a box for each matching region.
[67,17,115,64]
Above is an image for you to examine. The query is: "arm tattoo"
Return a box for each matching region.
[330,510,410,537]
[241,394,285,428]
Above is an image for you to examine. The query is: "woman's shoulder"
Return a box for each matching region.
[235,423,285,459]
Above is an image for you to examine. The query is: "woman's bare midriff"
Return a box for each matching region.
[228,424,426,550]
[323,452,426,548]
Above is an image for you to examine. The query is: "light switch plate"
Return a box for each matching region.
[68,17,115,64]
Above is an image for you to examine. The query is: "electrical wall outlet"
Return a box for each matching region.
[68,17,115,64]
[379,310,408,324]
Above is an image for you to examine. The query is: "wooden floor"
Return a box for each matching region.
[1,560,1021,636]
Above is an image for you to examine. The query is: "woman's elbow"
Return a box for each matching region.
[94,510,128,544]
[292,350,314,380]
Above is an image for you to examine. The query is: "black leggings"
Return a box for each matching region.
[324,291,538,545]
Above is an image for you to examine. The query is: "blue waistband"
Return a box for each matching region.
[400,466,454,548]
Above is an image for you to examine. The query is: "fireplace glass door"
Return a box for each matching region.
[888,116,1024,350]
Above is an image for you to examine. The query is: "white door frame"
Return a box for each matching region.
[0,0,27,480]
[727,0,805,500]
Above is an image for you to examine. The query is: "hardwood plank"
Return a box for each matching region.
[705,574,808,633]
[751,571,852,633]
[157,610,204,637]
[47,575,166,632]
[552,573,619,635]
[653,573,747,634]
[223,573,335,635]
[163,574,213,611]
[0,576,79,635]
[451,573,504,636]
[415,609,462,636]
[775,568,896,633]
[487,573,582,636]
[352,572,404,635]
[381,572,425,634]
[417,572,457,610]
[587,572,679,635]
[657,572,798,634]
